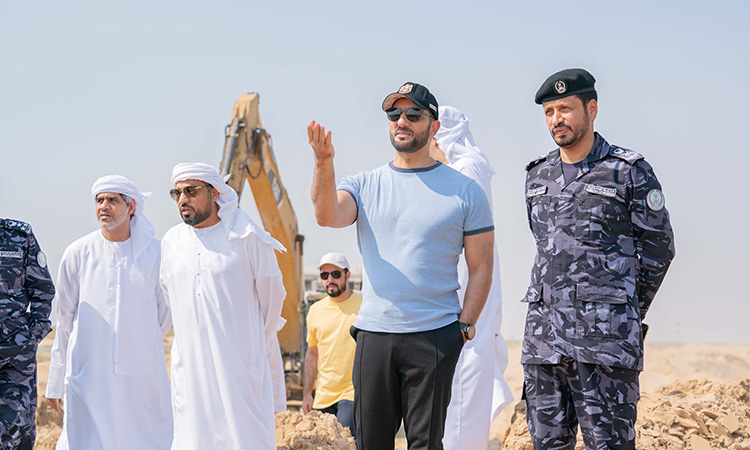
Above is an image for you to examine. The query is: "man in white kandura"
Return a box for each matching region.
[46,175,173,450]
[432,106,514,450]
[160,163,286,450]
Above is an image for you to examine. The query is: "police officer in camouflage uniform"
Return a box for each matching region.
[522,69,675,450]
[0,218,54,449]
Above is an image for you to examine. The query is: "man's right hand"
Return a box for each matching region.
[302,393,314,414]
[46,397,62,412]
[307,121,335,161]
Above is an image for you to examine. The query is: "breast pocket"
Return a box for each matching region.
[576,282,628,339]
[529,196,551,243]
[578,195,629,246]
[0,247,25,296]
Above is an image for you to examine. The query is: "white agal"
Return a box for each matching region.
[160,217,286,450]
[46,231,173,450]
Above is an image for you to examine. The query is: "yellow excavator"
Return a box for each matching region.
[219,93,305,388]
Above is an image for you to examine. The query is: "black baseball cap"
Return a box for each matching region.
[535,68,596,105]
[382,82,439,119]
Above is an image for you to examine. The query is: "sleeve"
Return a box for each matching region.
[249,234,286,354]
[628,159,676,318]
[306,305,318,347]
[337,173,362,209]
[46,247,80,399]
[268,332,287,412]
[525,174,534,232]
[155,282,172,339]
[153,242,172,339]
[462,180,495,236]
[454,160,492,201]
[24,231,54,342]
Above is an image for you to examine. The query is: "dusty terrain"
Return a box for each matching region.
[493,343,750,450]
[33,339,750,449]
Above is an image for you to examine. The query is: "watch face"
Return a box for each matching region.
[460,323,476,340]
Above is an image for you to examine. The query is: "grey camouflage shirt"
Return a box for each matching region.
[0,219,54,364]
[522,133,675,371]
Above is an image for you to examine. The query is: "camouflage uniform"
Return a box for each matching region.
[522,133,675,449]
[524,357,639,449]
[0,219,54,450]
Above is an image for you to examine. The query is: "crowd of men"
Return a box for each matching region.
[0,67,674,450]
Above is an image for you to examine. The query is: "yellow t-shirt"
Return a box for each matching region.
[306,292,362,409]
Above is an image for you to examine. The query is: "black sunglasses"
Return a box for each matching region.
[320,269,347,280]
[169,185,212,201]
[386,107,430,123]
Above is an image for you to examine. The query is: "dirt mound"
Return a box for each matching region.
[276,410,355,450]
[638,379,750,449]
[502,379,750,450]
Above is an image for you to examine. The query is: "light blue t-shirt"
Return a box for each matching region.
[338,161,494,333]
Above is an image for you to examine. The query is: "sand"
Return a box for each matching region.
[32,339,750,449]
[501,379,750,450]
[276,410,355,450]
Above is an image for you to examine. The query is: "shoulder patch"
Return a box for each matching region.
[0,219,32,235]
[525,154,547,171]
[610,147,644,164]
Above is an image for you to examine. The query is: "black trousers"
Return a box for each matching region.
[351,321,464,450]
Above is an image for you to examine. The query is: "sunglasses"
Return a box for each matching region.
[320,269,346,280]
[386,107,430,123]
[169,185,211,201]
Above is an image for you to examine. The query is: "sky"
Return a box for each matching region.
[2,0,748,344]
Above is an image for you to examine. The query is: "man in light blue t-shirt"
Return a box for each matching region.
[307,82,495,450]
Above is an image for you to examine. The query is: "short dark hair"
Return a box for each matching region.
[576,90,598,107]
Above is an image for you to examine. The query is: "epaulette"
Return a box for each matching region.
[525,154,547,171]
[0,218,32,235]
[609,146,644,164]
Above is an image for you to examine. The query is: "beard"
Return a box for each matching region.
[390,125,432,154]
[550,112,590,149]
[98,211,129,230]
[181,199,214,226]
[326,283,344,298]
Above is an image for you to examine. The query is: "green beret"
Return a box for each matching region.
[535,68,596,104]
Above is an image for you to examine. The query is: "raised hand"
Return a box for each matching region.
[307,120,334,161]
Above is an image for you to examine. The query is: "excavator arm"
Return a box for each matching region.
[219,93,305,381]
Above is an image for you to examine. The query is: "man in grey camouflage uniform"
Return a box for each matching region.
[0,218,54,449]
[522,68,675,450]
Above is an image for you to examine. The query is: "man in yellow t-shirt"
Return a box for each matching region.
[302,252,362,438]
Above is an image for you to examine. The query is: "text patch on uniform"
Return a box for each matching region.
[526,186,547,197]
[584,184,616,198]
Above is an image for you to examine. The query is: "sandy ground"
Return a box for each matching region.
[33,338,750,449]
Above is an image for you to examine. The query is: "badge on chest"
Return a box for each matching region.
[584,184,617,198]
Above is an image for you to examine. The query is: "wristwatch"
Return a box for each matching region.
[458,322,476,340]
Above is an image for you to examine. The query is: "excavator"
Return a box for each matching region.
[219,93,306,391]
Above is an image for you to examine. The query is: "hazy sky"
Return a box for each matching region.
[2,1,748,344]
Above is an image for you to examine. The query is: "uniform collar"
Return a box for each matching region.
[548,132,607,166]
[548,133,611,188]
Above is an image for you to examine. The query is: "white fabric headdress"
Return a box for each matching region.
[170,162,285,252]
[91,175,155,260]
[434,106,496,177]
